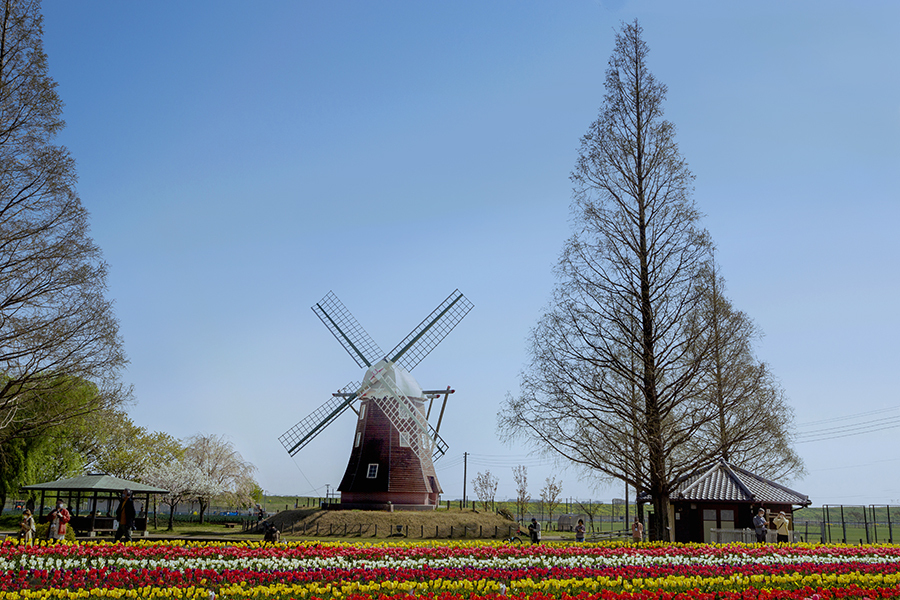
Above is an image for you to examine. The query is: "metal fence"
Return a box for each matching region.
[792,505,898,544]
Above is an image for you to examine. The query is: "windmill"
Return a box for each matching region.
[279,289,473,509]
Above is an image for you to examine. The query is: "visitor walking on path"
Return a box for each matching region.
[528,518,541,544]
[115,489,136,542]
[631,516,644,543]
[47,500,70,541]
[575,519,586,543]
[19,510,35,544]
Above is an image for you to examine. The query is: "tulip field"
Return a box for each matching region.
[2,539,900,600]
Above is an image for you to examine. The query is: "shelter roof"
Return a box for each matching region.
[20,474,168,495]
[670,458,810,506]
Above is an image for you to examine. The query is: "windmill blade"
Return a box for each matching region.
[279,382,360,456]
[388,289,473,372]
[312,291,384,368]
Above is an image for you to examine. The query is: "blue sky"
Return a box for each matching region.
[41,1,900,506]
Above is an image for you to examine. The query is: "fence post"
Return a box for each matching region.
[872,505,878,543]
[888,506,894,544]
[841,504,847,544]
[450,526,454,538]
[864,506,870,544]
[436,525,439,538]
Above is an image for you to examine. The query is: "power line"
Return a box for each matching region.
[435,452,557,472]
[809,456,900,473]
[795,420,900,443]
[796,405,899,428]
[797,416,900,443]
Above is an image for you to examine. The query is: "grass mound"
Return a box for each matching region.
[261,507,519,540]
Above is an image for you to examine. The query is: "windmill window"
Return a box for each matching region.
[354,432,362,447]
[399,432,410,447]
[366,463,379,479]
[359,404,366,420]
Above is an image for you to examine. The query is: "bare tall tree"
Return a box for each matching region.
[0,0,129,467]
[499,20,715,541]
[682,260,804,479]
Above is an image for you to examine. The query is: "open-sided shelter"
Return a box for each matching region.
[21,474,168,537]
[640,458,810,543]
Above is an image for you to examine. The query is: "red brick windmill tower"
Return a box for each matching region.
[279,290,473,509]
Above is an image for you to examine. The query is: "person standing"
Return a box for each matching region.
[753,508,768,544]
[47,500,70,541]
[263,522,281,544]
[631,516,644,543]
[773,511,791,543]
[528,517,541,544]
[19,510,35,545]
[115,489,136,542]
[575,518,586,543]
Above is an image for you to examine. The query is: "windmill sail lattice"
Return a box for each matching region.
[312,291,384,369]
[278,382,360,456]
[390,289,473,372]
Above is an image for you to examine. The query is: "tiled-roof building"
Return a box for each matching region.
[642,458,810,543]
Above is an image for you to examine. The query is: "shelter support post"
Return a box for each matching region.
[90,493,98,535]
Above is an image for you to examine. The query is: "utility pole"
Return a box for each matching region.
[463,452,468,508]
